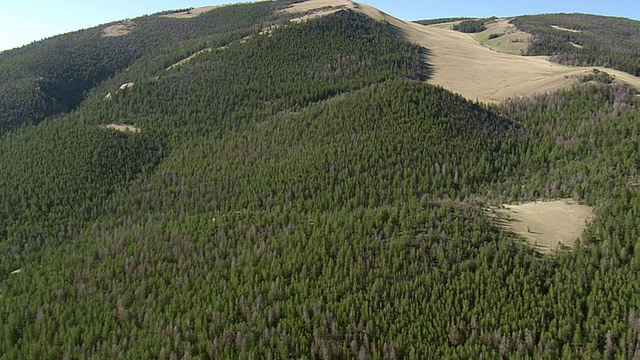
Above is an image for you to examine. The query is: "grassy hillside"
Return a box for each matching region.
[415,17,476,26]
[1,2,639,358]
[415,14,639,76]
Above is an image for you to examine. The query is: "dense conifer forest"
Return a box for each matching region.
[0,1,639,358]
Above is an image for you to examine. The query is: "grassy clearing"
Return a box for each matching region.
[100,124,141,133]
[282,0,356,14]
[160,6,222,19]
[102,20,135,37]
[490,199,594,254]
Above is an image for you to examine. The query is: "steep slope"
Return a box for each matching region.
[364,9,640,102]
[0,1,293,133]
[1,2,640,359]
[512,13,640,76]
[0,119,163,253]
[0,9,518,358]
[283,0,640,102]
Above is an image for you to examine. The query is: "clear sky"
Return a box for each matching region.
[1,0,639,51]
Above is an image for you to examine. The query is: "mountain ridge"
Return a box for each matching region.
[0,1,639,358]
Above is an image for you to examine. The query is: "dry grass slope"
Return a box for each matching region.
[287,1,640,102]
[491,199,594,254]
[102,20,135,37]
[470,18,532,55]
[354,2,640,102]
[101,124,141,133]
[161,6,222,19]
[409,21,640,102]
[282,0,357,22]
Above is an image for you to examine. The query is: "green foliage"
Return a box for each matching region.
[452,19,487,33]
[414,17,475,26]
[580,69,615,84]
[511,13,640,76]
[0,1,295,133]
[1,2,640,359]
[0,118,164,256]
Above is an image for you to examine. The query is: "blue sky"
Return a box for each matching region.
[1,0,639,51]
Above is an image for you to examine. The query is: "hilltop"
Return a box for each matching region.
[278,0,640,102]
[0,1,639,358]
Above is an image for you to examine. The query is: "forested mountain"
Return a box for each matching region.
[511,14,640,76]
[1,1,639,358]
[0,2,290,133]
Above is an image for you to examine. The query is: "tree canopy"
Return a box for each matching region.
[1,3,639,358]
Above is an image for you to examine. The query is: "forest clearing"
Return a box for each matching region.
[100,124,141,133]
[102,20,135,37]
[492,199,594,254]
[160,6,222,19]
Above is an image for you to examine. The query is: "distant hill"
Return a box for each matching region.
[416,13,640,77]
[1,1,639,358]
[410,13,640,102]
[512,13,640,76]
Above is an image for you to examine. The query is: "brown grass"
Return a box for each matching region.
[161,6,222,19]
[352,3,640,103]
[244,0,640,103]
[490,199,594,254]
[101,124,141,133]
[102,20,135,37]
[282,0,356,13]
[550,25,582,33]
[290,8,344,22]
[350,3,640,102]
[470,18,532,55]
[282,0,357,21]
